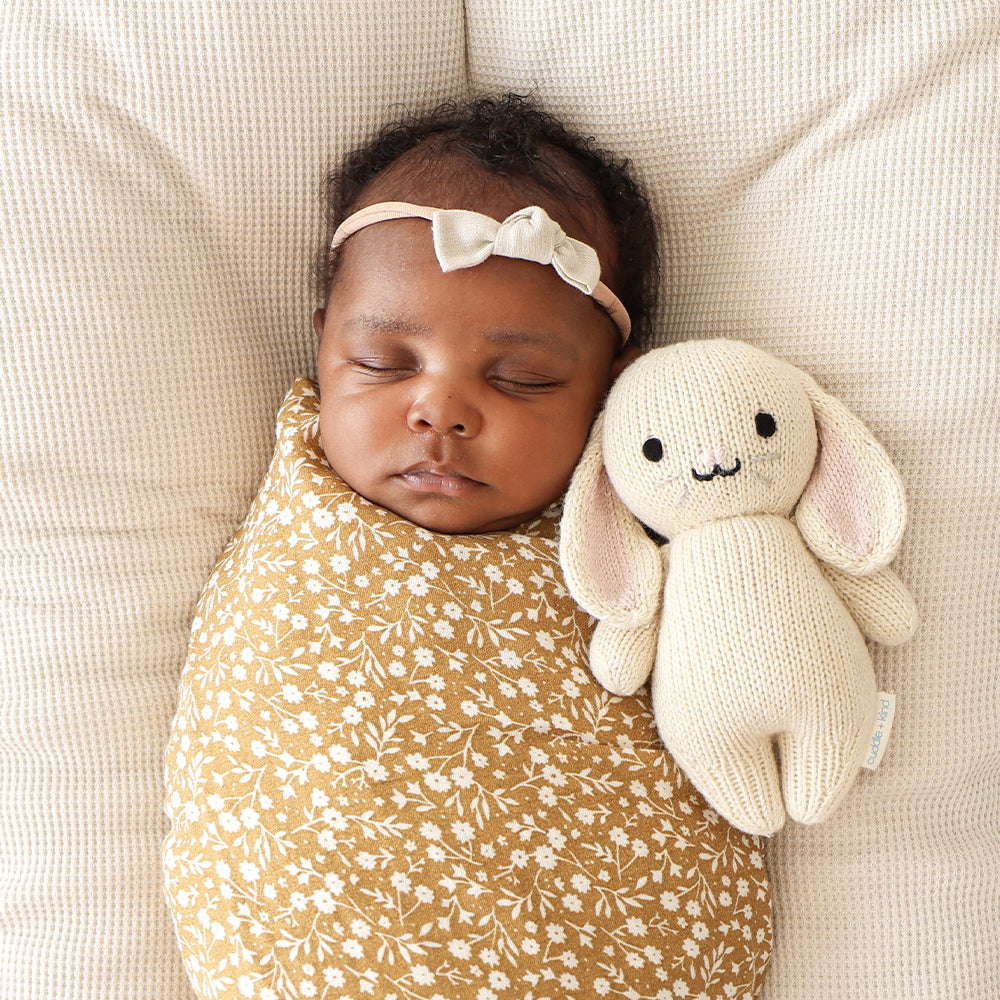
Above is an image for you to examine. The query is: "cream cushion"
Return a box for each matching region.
[2,1,998,999]
[467,2,999,996]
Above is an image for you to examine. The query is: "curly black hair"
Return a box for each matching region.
[316,93,659,349]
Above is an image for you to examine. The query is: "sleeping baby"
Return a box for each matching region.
[163,93,772,1000]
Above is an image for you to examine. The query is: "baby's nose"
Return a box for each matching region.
[407,382,482,438]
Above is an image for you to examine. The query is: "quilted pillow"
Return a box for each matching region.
[164,379,772,1000]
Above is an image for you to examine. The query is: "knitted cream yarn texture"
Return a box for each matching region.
[560,340,917,836]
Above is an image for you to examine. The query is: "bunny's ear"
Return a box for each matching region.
[794,372,907,575]
[559,414,663,628]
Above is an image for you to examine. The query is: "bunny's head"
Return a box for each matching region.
[601,340,820,536]
[561,340,907,625]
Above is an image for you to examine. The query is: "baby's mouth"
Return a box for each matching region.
[397,464,488,497]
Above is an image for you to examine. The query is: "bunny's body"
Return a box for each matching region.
[561,340,916,835]
[654,514,876,834]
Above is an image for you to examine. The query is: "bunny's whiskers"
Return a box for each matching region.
[746,451,781,488]
[655,469,691,505]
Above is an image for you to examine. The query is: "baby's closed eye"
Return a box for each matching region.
[349,358,418,381]
[490,370,565,394]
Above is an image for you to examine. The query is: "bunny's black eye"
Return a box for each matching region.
[755,412,777,438]
[642,437,664,462]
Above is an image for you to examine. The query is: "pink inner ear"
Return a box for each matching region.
[805,415,876,557]
[584,470,637,610]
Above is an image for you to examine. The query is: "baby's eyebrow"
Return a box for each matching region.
[349,313,432,337]
[484,328,574,355]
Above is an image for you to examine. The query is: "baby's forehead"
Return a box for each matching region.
[352,147,618,273]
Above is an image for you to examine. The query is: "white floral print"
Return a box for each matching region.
[164,379,771,1000]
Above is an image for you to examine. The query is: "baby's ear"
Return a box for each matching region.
[794,371,907,575]
[313,308,326,340]
[611,343,641,380]
[560,414,663,628]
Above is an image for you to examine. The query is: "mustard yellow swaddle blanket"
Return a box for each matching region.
[164,378,771,1000]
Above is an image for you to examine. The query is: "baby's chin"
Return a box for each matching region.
[380,495,548,536]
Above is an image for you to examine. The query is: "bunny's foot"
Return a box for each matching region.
[671,738,787,837]
[777,729,867,826]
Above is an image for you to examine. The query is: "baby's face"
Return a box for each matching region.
[314,209,626,534]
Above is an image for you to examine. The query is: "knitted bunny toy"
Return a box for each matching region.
[560,339,917,835]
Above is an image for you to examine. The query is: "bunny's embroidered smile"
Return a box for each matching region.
[692,457,742,481]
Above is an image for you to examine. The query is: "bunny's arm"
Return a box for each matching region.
[821,563,918,646]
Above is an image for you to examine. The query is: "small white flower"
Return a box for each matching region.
[534,846,557,869]
[239,808,259,828]
[448,939,471,960]
[281,683,303,703]
[410,964,434,986]
[499,649,520,668]
[363,760,388,781]
[433,620,455,639]
[450,766,474,788]
[424,772,451,792]
[318,661,339,681]
[452,821,475,843]
[239,862,260,882]
[546,827,567,850]
[312,509,335,529]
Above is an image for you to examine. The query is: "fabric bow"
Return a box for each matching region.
[431,206,602,295]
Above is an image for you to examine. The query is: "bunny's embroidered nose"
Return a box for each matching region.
[697,447,731,469]
[693,447,742,482]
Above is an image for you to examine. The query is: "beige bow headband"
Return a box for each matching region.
[330,201,631,343]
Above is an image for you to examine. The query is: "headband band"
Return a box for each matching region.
[330,201,631,343]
